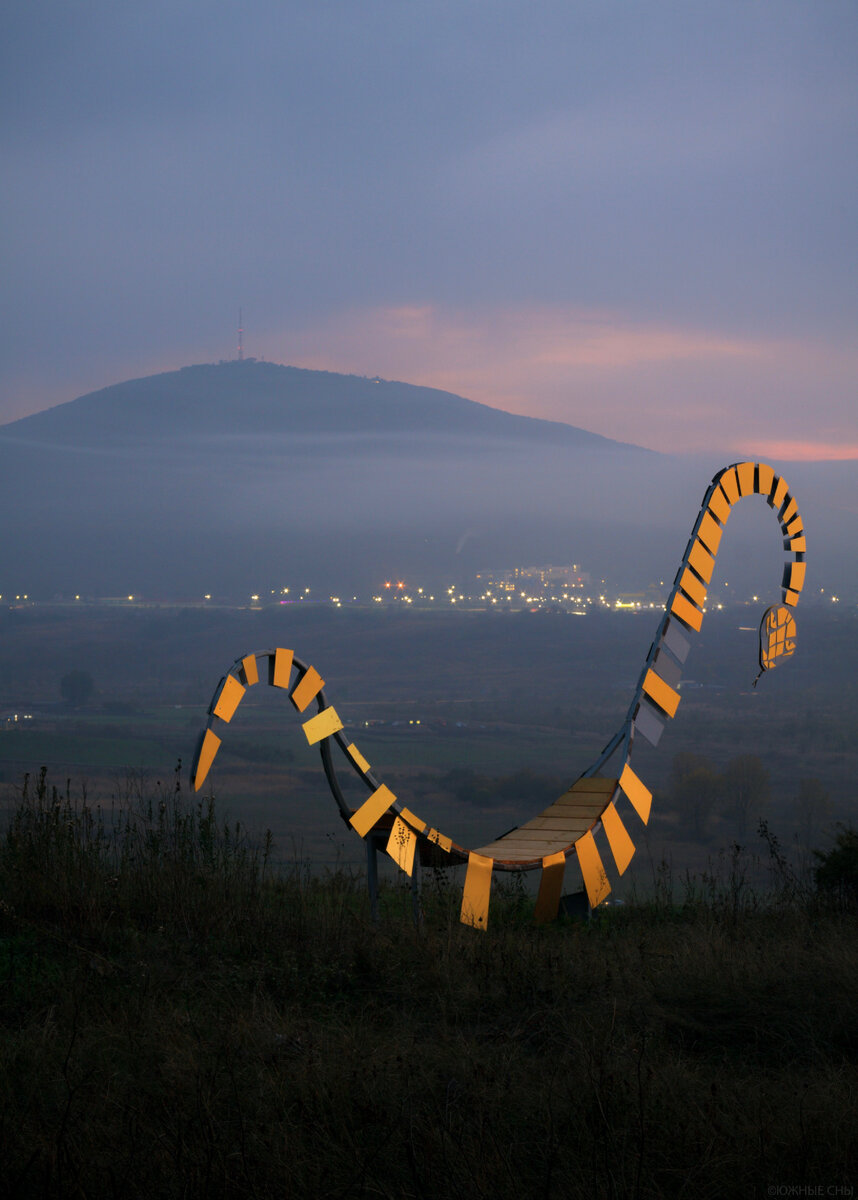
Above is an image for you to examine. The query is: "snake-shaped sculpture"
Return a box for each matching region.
[191,461,805,929]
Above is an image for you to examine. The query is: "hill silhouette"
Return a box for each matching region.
[0,360,645,451]
[0,361,853,601]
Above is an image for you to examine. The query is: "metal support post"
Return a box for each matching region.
[366,834,380,923]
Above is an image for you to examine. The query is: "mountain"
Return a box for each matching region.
[0,360,645,451]
[0,361,853,601]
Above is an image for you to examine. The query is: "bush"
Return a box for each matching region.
[814,825,858,906]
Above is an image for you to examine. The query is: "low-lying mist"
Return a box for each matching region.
[1,368,853,602]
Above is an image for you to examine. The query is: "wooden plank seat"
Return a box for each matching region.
[472,776,616,866]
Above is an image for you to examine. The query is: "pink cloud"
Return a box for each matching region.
[738,440,858,463]
[270,302,858,457]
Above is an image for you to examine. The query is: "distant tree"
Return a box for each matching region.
[669,752,720,841]
[793,778,834,849]
[719,754,770,840]
[814,826,858,907]
[60,669,95,708]
[439,767,566,813]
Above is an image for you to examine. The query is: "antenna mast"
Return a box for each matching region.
[238,308,244,362]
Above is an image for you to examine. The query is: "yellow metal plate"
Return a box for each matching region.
[575,831,611,907]
[719,467,740,504]
[427,828,453,854]
[736,461,755,496]
[687,539,715,584]
[193,728,222,791]
[347,742,371,773]
[291,665,324,713]
[271,648,294,689]
[784,588,799,607]
[399,807,427,833]
[781,496,798,524]
[601,802,635,874]
[302,706,344,745]
[785,514,803,536]
[697,510,723,555]
[786,561,806,592]
[671,591,703,632]
[386,817,417,876]
[643,668,681,718]
[213,675,245,723]
[708,487,731,524]
[680,567,707,608]
[757,463,775,497]
[619,763,652,824]
[787,536,806,552]
[350,784,396,838]
[771,477,788,510]
[461,852,493,930]
[241,655,259,686]
[533,851,566,924]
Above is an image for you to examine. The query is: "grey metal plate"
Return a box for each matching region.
[634,698,665,747]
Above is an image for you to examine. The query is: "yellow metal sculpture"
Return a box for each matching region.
[757,604,798,679]
[191,462,806,929]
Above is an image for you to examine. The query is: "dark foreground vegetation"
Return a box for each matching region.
[1,772,856,1199]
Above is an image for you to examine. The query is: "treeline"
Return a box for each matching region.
[661,751,834,846]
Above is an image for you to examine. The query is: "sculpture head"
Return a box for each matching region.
[756,603,798,684]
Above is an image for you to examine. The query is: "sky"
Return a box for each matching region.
[1,0,857,457]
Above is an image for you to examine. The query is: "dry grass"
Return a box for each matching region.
[0,771,856,1198]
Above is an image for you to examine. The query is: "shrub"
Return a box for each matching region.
[814,825,858,906]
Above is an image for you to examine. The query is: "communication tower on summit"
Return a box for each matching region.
[237,308,244,362]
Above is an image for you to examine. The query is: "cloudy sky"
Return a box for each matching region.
[2,1,856,457]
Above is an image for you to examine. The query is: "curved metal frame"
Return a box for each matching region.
[191,461,806,929]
